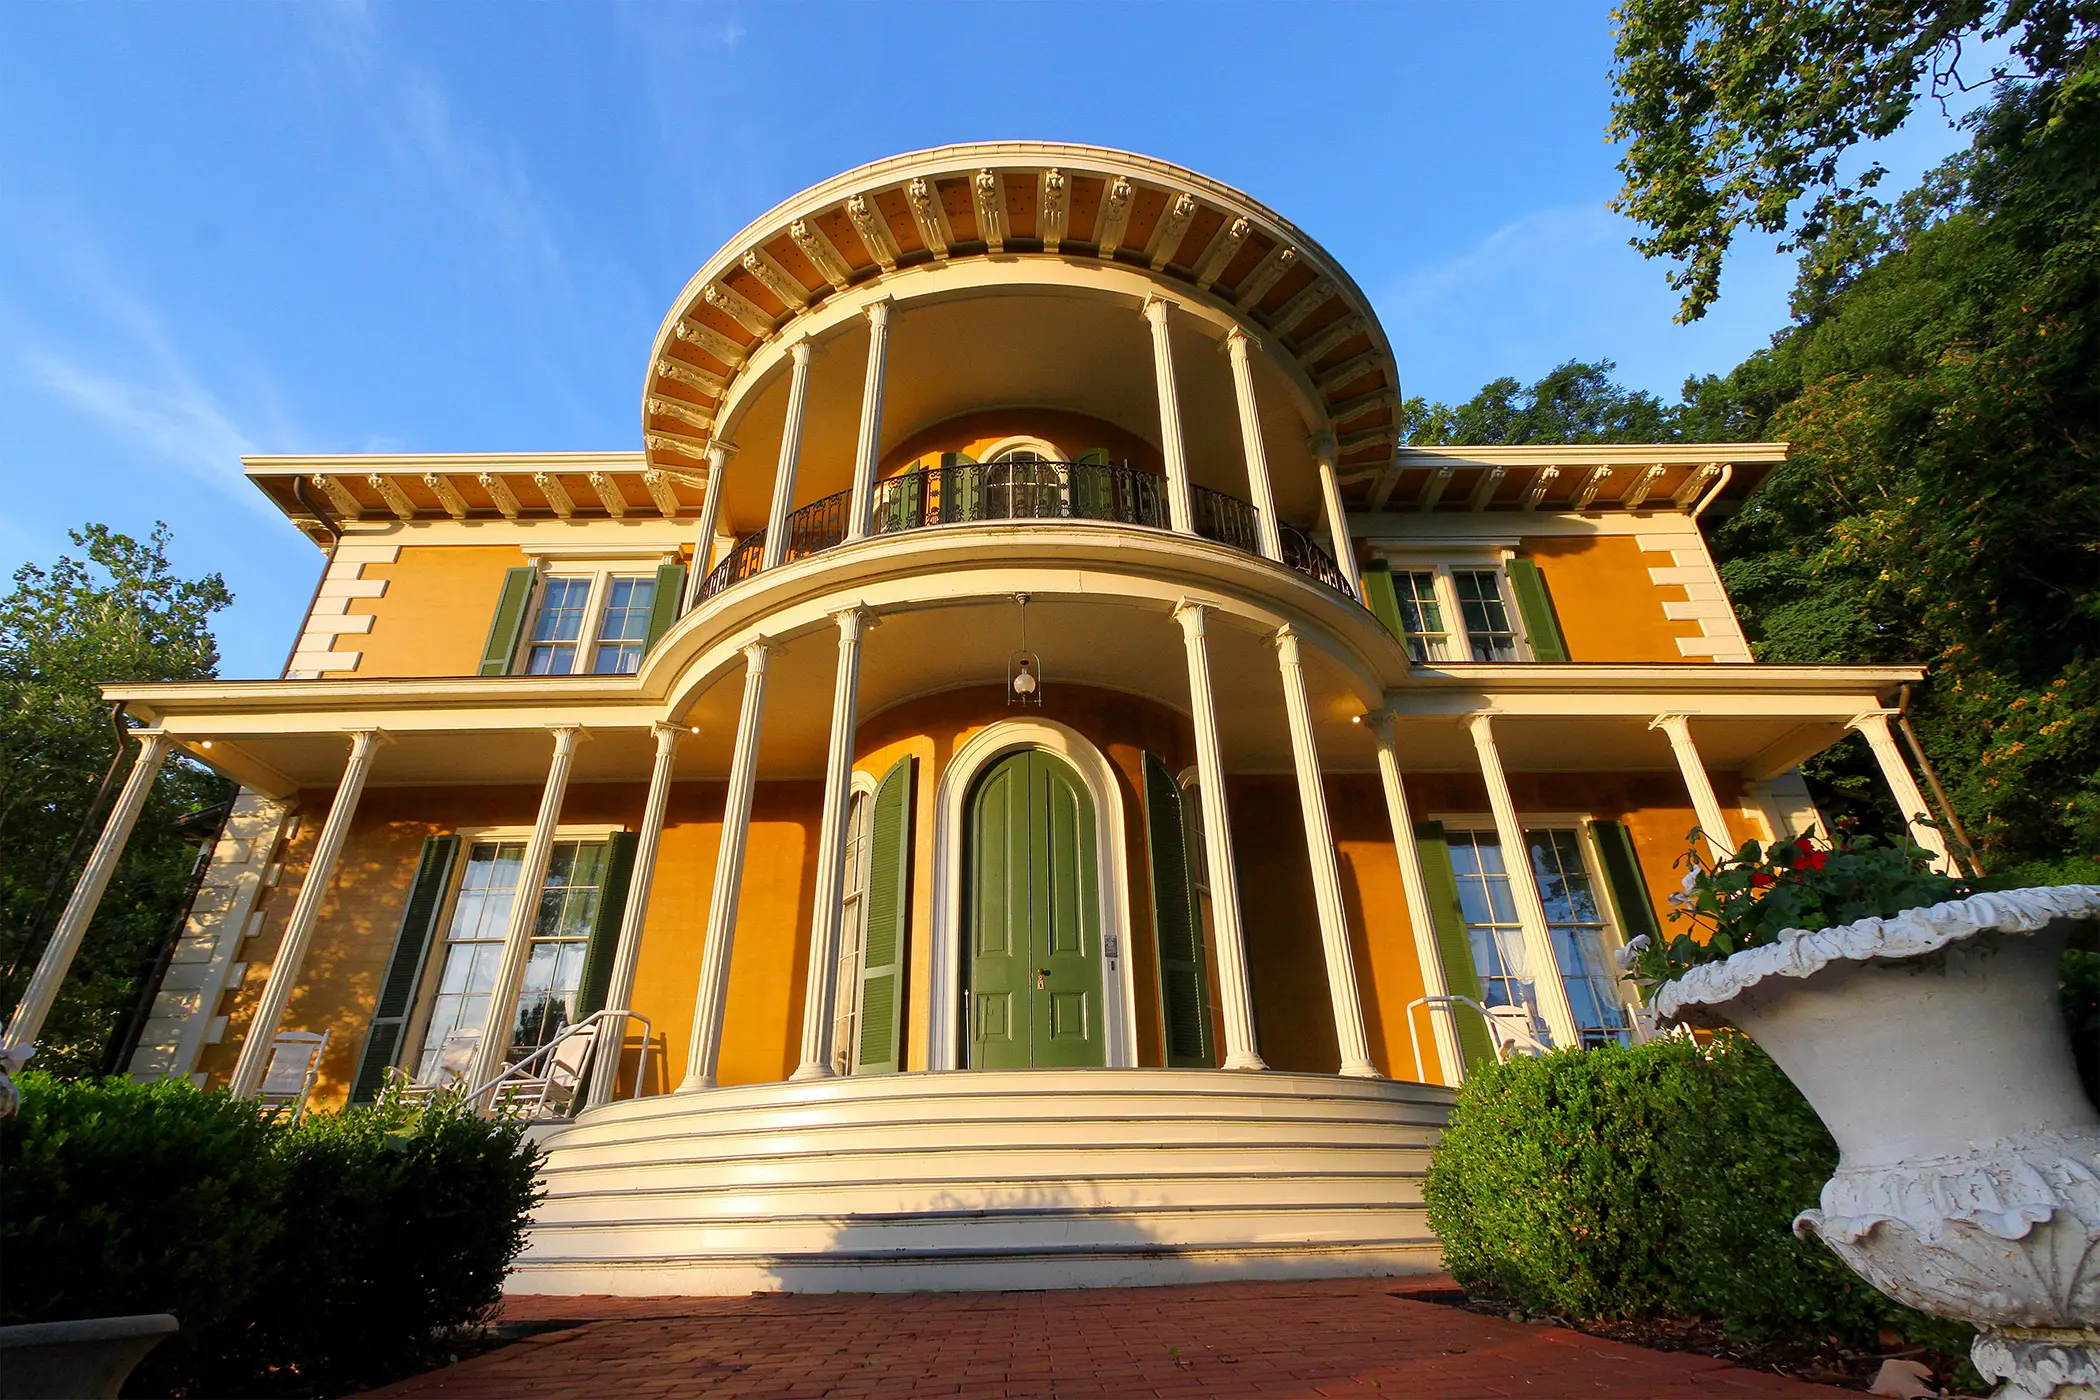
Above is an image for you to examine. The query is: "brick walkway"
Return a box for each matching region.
[362,1277,1855,1399]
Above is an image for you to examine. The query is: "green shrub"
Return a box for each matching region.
[0,1074,543,1397]
[1424,1035,1968,1351]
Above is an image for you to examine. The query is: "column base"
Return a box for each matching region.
[1221,1053,1268,1072]
[788,1063,835,1082]
[1340,1063,1384,1080]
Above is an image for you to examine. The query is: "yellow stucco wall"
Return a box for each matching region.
[346,545,530,679]
[1518,533,1708,663]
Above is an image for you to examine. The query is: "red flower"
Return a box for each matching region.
[1751,872,1777,888]
[1793,849,1828,871]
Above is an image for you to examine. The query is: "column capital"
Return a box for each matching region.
[547,723,589,751]
[786,336,814,366]
[1648,712,1695,740]
[1309,428,1338,462]
[1465,710,1500,741]
[1358,709,1396,740]
[741,636,777,669]
[1847,708,1898,734]
[649,720,689,745]
[1142,293,1176,325]
[1272,622,1305,659]
[1224,323,1260,356]
[863,297,893,329]
[705,439,739,468]
[1171,596,1213,635]
[342,727,392,752]
[831,603,880,639]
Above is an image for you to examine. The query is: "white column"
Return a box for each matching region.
[1651,714,1737,860]
[1224,327,1284,562]
[465,725,584,1091]
[1143,296,1195,536]
[1850,711,1955,872]
[1466,713,1582,1051]
[760,340,815,571]
[1313,432,1364,599]
[684,440,735,607]
[845,302,892,542]
[1274,626,1379,1078]
[1364,712,1462,1087]
[683,639,773,1090]
[229,729,384,1097]
[586,721,683,1107]
[793,607,874,1081]
[4,731,174,1051]
[1172,600,1264,1071]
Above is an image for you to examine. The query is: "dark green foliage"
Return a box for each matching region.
[1400,359,1682,446]
[0,524,235,1075]
[0,1073,543,1398]
[1425,1036,1970,1350]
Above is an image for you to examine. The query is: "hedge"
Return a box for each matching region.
[1,1074,543,1397]
[1423,1034,1971,1351]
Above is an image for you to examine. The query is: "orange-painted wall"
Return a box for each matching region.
[879,409,1161,477]
[1517,533,1710,663]
[346,545,528,679]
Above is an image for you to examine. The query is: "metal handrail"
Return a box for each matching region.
[464,1007,654,1116]
[692,460,1359,607]
[1404,994,1555,1084]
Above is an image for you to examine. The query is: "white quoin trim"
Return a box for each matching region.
[927,718,1138,1073]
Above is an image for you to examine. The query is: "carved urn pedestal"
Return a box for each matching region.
[1655,887,2100,1400]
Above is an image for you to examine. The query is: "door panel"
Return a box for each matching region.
[966,750,1105,1069]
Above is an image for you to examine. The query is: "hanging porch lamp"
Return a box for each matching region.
[1007,592,1042,706]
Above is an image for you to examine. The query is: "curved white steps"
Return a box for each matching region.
[513,1068,1453,1295]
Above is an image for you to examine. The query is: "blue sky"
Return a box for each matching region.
[0,3,1981,680]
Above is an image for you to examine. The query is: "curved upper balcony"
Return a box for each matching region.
[696,457,1354,605]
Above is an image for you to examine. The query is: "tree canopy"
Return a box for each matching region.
[0,525,234,1075]
[1608,0,2100,320]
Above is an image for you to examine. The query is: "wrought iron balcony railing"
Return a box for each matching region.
[698,460,1354,605]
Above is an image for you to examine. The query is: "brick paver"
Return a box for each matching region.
[363,1276,1854,1399]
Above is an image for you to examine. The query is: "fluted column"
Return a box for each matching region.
[1465,713,1582,1050]
[467,725,584,1091]
[683,640,774,1090]
[587,721,683,1106]
[760,340,815,571]
[5,730,174,1051]
[1364,711,1462,1086]
[685,440,736,607]
[1651,714,1737,860]
[1850,711,1956,872]
[845,302,892,542]
[1312,432,1363,599]
[793,606,875,1081]
[1143,297,1195,535]
[230,729,384,1096]
[1225,327,1284,562]
[1172,600,1264,1070]
[1274,626,1378,1078]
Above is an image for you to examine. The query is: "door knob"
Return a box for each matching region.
[1035,968,1050,989]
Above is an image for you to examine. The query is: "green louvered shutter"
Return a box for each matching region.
[576,831,640,1018]
[1414,821,1498,1073]
[1072,448,1112,519]
[1588,819,1662,944]
[642,564,687,654]
[479,567,537,676]
[1360,560,1406,643]
[1075,448,1110,465]
[940,451,981,524]
[351,835,460,1102]
[856,756,915,1074]
[1506,558,1569,663]
[1144,754,1213,1067]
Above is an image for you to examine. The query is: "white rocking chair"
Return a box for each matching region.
[385,1031,479,1106]
[256,1029,330,1121]
[482,1021,599,1119]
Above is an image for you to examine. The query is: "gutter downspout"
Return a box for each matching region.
[1690,463,1734,521]
[1896,682,1983,876]
[282,476,343,680]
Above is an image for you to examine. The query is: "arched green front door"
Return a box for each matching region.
[965,750,1105,1069]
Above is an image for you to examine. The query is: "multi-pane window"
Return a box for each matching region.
[523,572,656,676]
[1446,825,1633,1049]
[1452,570,1521,661]
[415,837,610,1084]
[1393,571,1452,663]
[1446,831,1539,1025]
[830,790,874,1075]
[1527,829,1632,1047]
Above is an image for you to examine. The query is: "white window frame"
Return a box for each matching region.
[1376,547,1535,664]
[1431,812,1644,1047]
[514,555,667,676]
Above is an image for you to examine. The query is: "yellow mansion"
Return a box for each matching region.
[8,143,1952,1294]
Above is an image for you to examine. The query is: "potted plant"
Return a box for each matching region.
[1623,827,2100,1400]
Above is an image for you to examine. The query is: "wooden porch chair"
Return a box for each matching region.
[256,1029,329,1121]
[485,1022,600,1120]
[384,1031,478,1106]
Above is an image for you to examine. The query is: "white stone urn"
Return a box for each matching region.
[1653,886,2100,1400]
